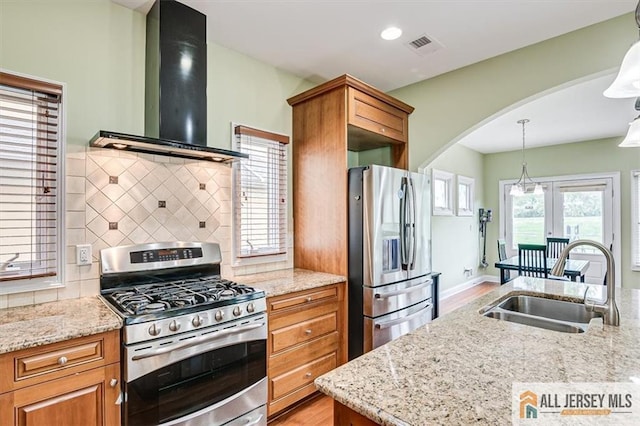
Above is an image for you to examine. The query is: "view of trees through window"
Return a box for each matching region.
[511,191,603,248]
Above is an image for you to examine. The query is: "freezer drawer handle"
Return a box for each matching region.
[374,280,433,299]
[374,304,432,330]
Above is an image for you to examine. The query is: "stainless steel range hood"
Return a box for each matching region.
[89,130,248,163]
[90,0,245,163]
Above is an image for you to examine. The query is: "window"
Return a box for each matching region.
[633,171,640,270]
[232,124,288,263]
[0,72,63,286]
[432,169,454,216]
[457,175,474,216]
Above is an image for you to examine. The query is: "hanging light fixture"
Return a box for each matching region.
[509,119,543,196]
[603,2,640,98]
[619,98,640,147]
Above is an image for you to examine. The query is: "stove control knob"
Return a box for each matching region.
[169,320,181,332]
[214,311,224,322]
[148,324,161,336]
[246,303,255,313]
[192,315,203,327]
[233,306,242,317]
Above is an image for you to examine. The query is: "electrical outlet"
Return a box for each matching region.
[76,244,92,265]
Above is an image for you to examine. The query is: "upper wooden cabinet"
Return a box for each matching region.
[287,74,414,275]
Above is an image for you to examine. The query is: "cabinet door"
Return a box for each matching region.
[0,364,120,426]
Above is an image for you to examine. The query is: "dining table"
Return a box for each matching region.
[494,256,590,284]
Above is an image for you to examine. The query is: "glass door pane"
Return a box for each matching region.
[510,191,546,250]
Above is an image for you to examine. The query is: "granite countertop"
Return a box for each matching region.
[0,296,122,354]
[234,268,346,297]
[315,277,640,425]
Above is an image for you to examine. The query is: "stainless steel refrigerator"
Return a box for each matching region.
[348,165,433,359]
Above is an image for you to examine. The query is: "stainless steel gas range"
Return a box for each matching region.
[99,241,267,426]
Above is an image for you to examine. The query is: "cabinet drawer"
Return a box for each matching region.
[271,352,336,400]
[271,313,337,353]
[348,88,408,143]
[16,341,103,380]
[0,330,119,393]
[269,286,338,312]
[269,331,339,378]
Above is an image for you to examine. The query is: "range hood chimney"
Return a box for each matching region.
[90,0,246,163]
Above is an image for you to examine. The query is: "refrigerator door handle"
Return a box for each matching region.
[373,279,433,299]
[399,177,409,268]
[408,176,417,270]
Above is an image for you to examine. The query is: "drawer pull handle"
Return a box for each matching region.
[110,379,118,388]
[57,356,68,366]
[305,296,312,302]
[305,372,312,378]
[305,329,312,335]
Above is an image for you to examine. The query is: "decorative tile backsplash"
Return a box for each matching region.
[2,146,292,308]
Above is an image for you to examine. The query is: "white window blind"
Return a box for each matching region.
[233,125,288,260]
[633,171,640,269]
[0,72,62,282]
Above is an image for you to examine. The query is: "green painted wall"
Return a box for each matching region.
[427,144,485,293]
[390,13,637,172]
[0,0,147,151]
[484,137,640,288]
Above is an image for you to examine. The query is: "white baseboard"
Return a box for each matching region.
[440,274,500,301]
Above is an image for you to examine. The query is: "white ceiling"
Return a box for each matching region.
[112,0,638,153]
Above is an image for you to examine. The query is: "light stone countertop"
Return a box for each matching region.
[0,296,123,354]
[234,268,346,297]
[314,277,640,425]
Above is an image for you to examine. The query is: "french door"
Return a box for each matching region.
[503,175,616,285]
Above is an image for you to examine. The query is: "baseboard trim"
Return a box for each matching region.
[440,275,500,301]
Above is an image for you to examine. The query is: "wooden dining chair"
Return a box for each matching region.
[546,237,570,259]
[518,244,548,278]
[497,239,513,282]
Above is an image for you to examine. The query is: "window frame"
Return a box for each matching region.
[632,170,640,271]
[231,122,288,267]
[456,175,474,217]
[431,168,454,216]
[0,70,65,294]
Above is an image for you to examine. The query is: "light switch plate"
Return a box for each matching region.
[76,244,92,265]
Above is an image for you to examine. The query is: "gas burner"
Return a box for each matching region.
[142,302,167,313]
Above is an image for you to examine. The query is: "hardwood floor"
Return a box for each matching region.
[267,281,500,425]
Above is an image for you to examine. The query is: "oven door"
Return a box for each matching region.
[364,299,432,352]
[123,315,267,426]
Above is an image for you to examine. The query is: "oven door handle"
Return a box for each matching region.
[374,304,432,330]
[131,322,265,361]
[374,280,432,299]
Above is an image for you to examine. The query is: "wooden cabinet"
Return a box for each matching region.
[287,74,414,276]
[0,330,121,426]
[267,283,346,417]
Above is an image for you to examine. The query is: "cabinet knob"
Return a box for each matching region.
[109,378,118,388]
[306,296,312,302]
[305,329,312,335]
[380,127,386,133]
[305,372,312,378]
[57,356,68,366]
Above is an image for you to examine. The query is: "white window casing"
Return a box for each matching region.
[232,124,288,265]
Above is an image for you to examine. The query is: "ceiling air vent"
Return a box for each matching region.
[405,33,443,56]
[409,36,431,49]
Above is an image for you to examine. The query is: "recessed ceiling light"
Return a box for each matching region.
[381,27,402,41]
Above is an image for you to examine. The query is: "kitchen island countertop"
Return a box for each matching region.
[0,296,122,354]
[234,268,346,297]
[315,277,640,425]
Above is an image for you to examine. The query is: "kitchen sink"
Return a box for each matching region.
[482,295,602,333]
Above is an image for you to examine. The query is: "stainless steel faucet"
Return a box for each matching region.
[550,240,619,326]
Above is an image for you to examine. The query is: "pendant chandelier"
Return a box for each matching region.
[509,119,543,196]
[603,2,640,98]
[619,98,640,147]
